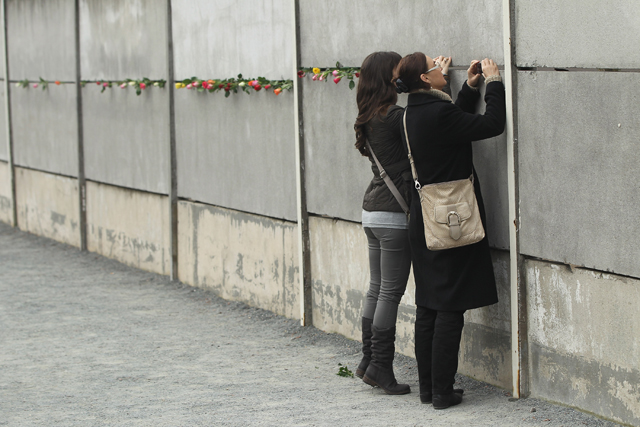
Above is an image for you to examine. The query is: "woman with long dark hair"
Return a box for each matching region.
[393,52,505,408]
[353,51,415,395]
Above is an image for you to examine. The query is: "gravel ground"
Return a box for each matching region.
[0,222,623,427]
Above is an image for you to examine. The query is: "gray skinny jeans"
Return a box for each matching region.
[363,227,412,329]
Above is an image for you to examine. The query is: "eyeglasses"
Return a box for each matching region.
[424,64,441,74]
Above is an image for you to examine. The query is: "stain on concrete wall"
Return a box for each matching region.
[177,201,300,320]
[86,181,170,275]
[526,259,640,426]
[0,161,13,224]
[15,167,79,247]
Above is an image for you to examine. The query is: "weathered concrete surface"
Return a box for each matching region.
[177,201,300,320]
[460,250,512,389]
[299,0,503,68]
[10,85,78,177]
[1,222,621,427]
[0,161,12,224]
[515,2,640,68]
[86,181,170,276]
[175,89,296,221]
[79,0,166,80]
[0,84,7,161]
[6,0,76,81]
[518,71,640,278]
[526,259,640,426]
[14,167,79,247]
[172,0,293,79]
[82,87,169,194]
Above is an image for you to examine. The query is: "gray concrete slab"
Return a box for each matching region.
[175,88,297,221]
[300,0,503,68]
[82,85,169,194]
[172,0,293,79]
[517,70,640,278]
[10,85,78,177]
[0,222,621,427]
[0,84,7,161]
[79,0,166,80]
[515,2,640,68]
[6,0,76,81]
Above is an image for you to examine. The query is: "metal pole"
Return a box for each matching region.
[292,0,313,326]
[75,0,87,250]
[166,0,178,280]
[1,0,17,227]
[503,0,527,399]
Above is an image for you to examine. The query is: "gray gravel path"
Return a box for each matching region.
[0,222,622,426]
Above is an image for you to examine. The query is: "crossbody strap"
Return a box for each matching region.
[403,110,422,189]
[366,139,410,215]
[402,109,474,189]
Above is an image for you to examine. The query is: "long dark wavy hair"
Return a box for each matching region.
[354,51,402,157]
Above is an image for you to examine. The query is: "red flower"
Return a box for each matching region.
[254,84,262,91]
[355,72,360,78]
[297,70,306,78]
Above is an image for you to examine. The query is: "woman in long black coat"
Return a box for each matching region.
[393,53,506,409]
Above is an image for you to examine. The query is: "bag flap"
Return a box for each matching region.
[434,203,471,224]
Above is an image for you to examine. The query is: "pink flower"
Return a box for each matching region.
[140,83,146,90]
[103,82,108,87]
[312,74,318,81]
[332,70,339,77]
[193,81,200,87]
[33,83,38,88]
[186,84,193,89]
[201,82,209,89]
[333,77,341,84]
[120,83,126,89]
[319,76,324,81]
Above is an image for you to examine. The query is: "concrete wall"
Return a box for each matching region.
[177,201,300,320]
[0,84,7,161]
[14,167,79,247]
[86,181,170,275]
[0,161,11,223]
[526,259,640,425]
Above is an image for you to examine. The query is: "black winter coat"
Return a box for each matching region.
[405,81,506,311]
[362,105,412,213]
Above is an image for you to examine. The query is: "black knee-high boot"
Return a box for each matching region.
[356,317,373,378]
[431,310,465,409]
[363,326,410,395]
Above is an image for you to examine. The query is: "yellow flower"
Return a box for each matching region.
[312,67,320,75]
[175,82,182,89]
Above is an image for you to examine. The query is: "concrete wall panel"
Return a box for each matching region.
[11,85,78,177]
[526,259,640,426]
[172,0,293,79]
[15,167,79,247]
[515,2,640,68]
[177,201,300,320]
[0,161,12,224]
[0,84,7,161]
[83,87,169,194]
[300,0,503,68]
[176,90,296,220]
[86,181,170,275]
[518,71,640,277]
[79,0,166,80]
[303,72,510,251]
[7,0,75,81]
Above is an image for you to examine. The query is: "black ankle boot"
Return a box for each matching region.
[432,392,463,409]
[355,317,373,379]
[362,326,410,395]
[420,388,464,404]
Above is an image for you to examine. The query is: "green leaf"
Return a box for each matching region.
[349,80,355,90]
[224,91,230,98]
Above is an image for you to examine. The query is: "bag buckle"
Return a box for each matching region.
[415,180,421,190]
[447,211,462,240]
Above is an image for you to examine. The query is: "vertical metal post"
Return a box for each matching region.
[166,0,178,280]
[503,0,528,399]
[75,0,87,250]
[1,0,17,227]
[292,0,313,326]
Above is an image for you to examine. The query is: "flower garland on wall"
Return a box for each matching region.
[11,64,362,97]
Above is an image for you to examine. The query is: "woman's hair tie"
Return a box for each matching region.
[395,78,409,94]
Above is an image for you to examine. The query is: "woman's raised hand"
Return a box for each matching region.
[467,58,500,87]
[434,55,452,75]
[480,58,499,77]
